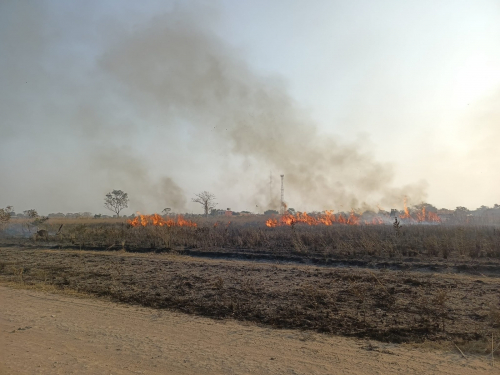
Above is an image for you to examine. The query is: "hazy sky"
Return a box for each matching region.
[1,0,499,215]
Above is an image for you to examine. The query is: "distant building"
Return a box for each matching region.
[211,209,226,216]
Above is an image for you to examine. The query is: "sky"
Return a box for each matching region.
[1,0,499,215]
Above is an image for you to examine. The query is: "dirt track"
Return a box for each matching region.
[0,285,496,374]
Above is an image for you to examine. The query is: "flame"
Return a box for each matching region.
[265,218,278,227]
[398,200,442,223]
[265,199,444,228]
[347,210,360,225]
[128,214,197,228]
[265,210,373,227]
[427,211,441,222]
[368,216,384,225]
[416,206,426,222]
[400,197,411,219]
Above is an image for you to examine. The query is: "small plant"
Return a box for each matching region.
[393,217,402,236]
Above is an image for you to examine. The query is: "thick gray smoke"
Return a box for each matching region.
[0,3,427,214]
[98,9,427,211]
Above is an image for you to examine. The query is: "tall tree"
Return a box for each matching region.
[104,190,129,217]
[192,191,217,217]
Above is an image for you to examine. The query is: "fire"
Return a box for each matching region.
[399,205,441,223]
[265,218,278,227]
[397,198,442,223]
[400,197,411,219]
[265,199,443,228]
[416,206,426,222]
[366,216,384,225]
[128,214,197,228]
[427,211,441,222]
[265,210,371,227]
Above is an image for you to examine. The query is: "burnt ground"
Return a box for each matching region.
[1,246,499,345]
[2,237,500,277]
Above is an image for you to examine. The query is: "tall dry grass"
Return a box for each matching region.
[2,216,499,259]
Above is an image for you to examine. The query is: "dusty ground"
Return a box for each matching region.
[0,285,496,375]
[1,247,499,344]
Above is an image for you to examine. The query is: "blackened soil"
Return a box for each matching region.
[1,247,499,344]
[3,238,500,277]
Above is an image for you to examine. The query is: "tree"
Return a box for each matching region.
[0,206,13,227]
[264,209,279,215]
[24,209,38,218]
[455,206,469,214]
[104,190,129,217]
[192,191,217,217]
[414,202,438,213]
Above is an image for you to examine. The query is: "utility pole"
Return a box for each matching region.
[280,174,285,214]
[269,171,272,207]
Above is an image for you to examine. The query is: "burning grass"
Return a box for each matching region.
[3,216,499,261]
[128,214,197,228]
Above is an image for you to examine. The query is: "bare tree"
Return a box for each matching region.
[104,190,129,217]
[192,191,217,217]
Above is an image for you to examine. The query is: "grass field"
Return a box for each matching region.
[3,215,500,260]
[1,217,499,355]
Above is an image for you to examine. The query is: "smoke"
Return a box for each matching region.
[0,2,427,214]
[97,8,427,211]
[92,148,187,212]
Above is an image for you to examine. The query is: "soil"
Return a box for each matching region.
[1,247,499,344]
[0,285,496,374]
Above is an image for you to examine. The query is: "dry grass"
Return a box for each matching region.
[4,217,500,261]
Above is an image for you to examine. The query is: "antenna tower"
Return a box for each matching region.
[280,174,285,214]
[269,171,272,206]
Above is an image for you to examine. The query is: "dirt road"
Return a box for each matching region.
[0,285,495,374]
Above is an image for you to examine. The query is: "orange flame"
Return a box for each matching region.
[128,214,197,228]
[400,197,411,219]
[427,211,441,222]
[416,206,426,222]
[265,198,443,228]
[265,210,374,227]
[398,200,441,223]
